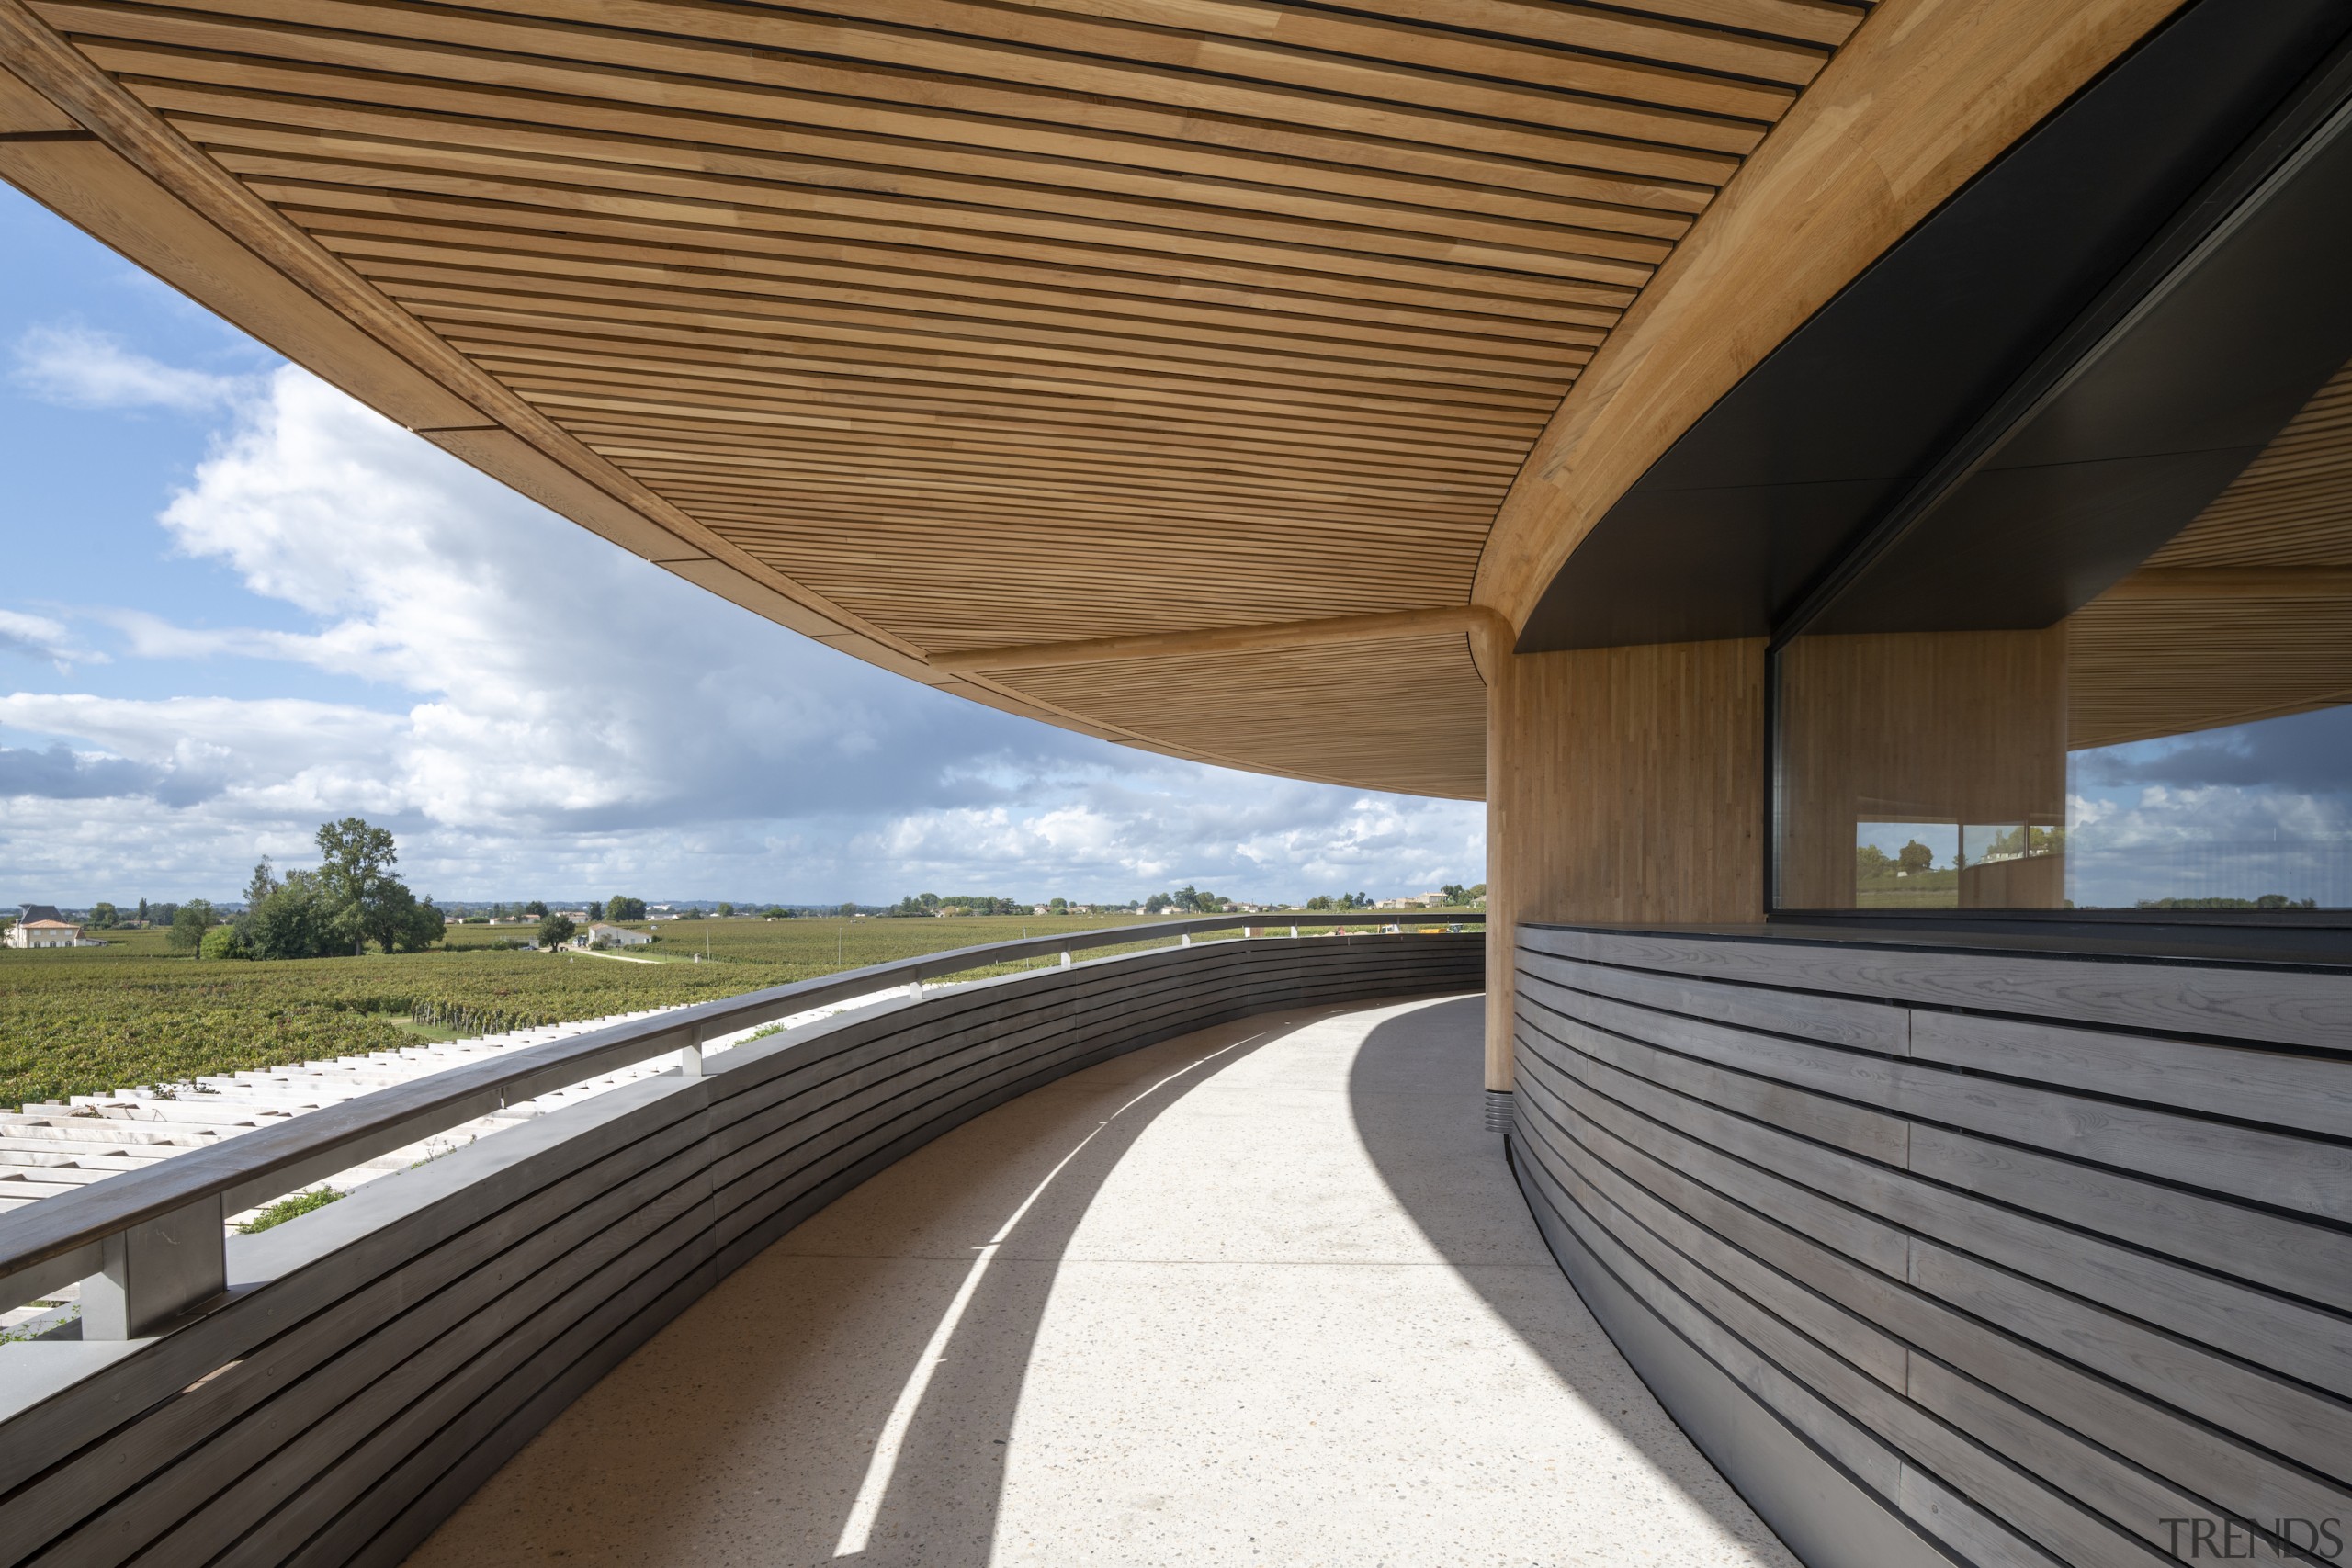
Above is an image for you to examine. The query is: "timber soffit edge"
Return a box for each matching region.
[1473,0,2187,639]
[0,0,1886,799]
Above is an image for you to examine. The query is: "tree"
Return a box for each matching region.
[716,901,735,918]
[1856,844,1893,881]
[393,896,447,953]
[315,818,405,954]
[87,901,119,930]
[525,900,548,918]
[1439,884,1467,905]
[200,924,248,961]
[1896,840,1935,876]
[245,858,282,907]
[537,911,577,948]
[136,897,150,925]
[1143,892,1172,914]
[168,899,217,953]
[1049,897,1067,911]
[1305,895,1334,911]
[605,895,648,922]
[243,868,336,959]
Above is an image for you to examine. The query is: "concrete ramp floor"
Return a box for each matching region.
[403,995,1796,1567]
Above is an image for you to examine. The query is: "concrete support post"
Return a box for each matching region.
[82,1195,225,1338]
[1059,948,1071,968]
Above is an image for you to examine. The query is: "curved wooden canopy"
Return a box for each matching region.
[0,0,2175,797]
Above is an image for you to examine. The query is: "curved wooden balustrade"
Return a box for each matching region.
[0,913,1480,1322]
[0,919,1480,1568]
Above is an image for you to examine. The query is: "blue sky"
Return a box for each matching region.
[0,186,1485,908]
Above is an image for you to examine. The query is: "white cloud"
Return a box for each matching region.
[4,364,1487,902]
[11,323,250,412]
[0,608,90,668]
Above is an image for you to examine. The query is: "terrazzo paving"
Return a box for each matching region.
[402,994,1798,1567]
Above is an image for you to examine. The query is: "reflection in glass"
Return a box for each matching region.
[1778,364,2352,912]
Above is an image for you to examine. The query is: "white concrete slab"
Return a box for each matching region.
[402,996,1797,1567]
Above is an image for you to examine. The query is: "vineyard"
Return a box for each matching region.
[0,914,1157,1111]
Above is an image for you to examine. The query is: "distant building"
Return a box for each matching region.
[7,905,96,948]
[578,923,654,950]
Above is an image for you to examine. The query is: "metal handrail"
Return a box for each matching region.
[0,911,1481,1320]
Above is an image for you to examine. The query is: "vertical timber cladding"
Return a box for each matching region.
[1510,924,2352,1568]
[1484,639,1765,1089]
[0,934,1481,1568]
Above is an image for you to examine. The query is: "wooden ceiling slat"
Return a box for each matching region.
[520,389,1532,476]
[576,430,1506,501]
[43,1,1731,204]
[623,460,1497,524]
[559,406,1528,493]
[319,230,1611,365]
[768,0,1819,104]
[148,90,1686,268]
[441,327,1562,438]
[356,265,1589,396]
[291,206,1627,338]
[108,61,1702,241]
[251,179,1635,319]
[558,408,1524,486]
[614,458,1493,515]
[465,361,1553,472]
[509,372,1534,461]
[39,0,1757,175]
[424,0,1793,141]
[1329,0,1866,57]
[695,514,1487,558]
[678,502,1488,551]
[983,0,1838,85]
[204,144,1659,293]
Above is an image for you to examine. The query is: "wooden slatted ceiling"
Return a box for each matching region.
[2069,358,2352,750]
[13,0,1871,797]
[1001,632,1490,799]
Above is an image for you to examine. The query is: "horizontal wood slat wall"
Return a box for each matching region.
[0,932,1479,1568]
[1509,923,2352,1568]
[0,0,1885,796]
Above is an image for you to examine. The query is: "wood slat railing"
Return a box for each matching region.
[0,911,1481,1332]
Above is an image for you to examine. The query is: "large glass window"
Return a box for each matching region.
[1771,98,2352,915]
[1774,408,2352,910]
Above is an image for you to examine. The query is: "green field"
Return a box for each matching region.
[0,914,1193,1111]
